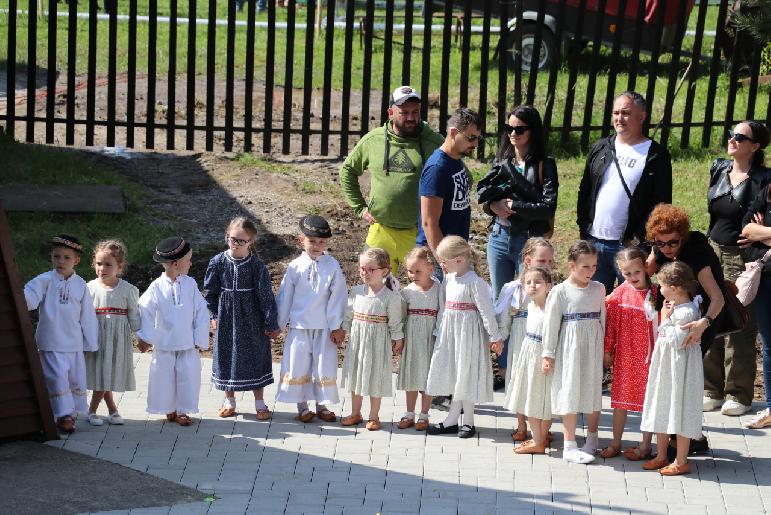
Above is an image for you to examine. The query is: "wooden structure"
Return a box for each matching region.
[0,201,58,441]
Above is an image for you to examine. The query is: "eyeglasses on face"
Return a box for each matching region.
[503,124,530,135]
[653,238,681,249]
[728,130,755,144]
[458,131,480,143]
[359,266,386,274]
[227,236,250,246]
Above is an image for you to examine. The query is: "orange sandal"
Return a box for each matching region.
[397,416,415,429]
[659,461,691,476]
[256,407,272,421]
[341,414,363,426]
[295,410,316,423]
[166,412,177,422]
[57,416,76,433]
[623,446,653,461]
[317,408,337,423]
[511,429,529,442]
[642,456,669,471]
[218,407,236,418]
[175,414,193,426]
[366,419,382,431]
[600,445,621,459]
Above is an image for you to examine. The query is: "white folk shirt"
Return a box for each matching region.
[276,252,348,330]
[589,137,652,241]
[24,270,99,352]
[136,274,210,351]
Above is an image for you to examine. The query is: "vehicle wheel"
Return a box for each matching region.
[505,22,557,72]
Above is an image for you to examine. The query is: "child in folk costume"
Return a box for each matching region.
[396,246,444,431]
[204,217,280,421]
[340,248,404,431]
[85,240,141,426]
[275,215,348,423]
[24,235,98,433]
[640,262,704,476]
[506,266,554,454]
[600,248,658,461]
[542,241,606,464]
[137,237,210,426]
[497,237,555,442]
[426,236,504,439]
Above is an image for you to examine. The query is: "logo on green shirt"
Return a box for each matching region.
[388,149,418,174]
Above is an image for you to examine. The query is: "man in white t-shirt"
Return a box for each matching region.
[577,92,672,293]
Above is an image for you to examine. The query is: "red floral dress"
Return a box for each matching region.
[604,282,657,412]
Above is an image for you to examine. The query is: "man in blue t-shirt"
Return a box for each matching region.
[416,108,481,268]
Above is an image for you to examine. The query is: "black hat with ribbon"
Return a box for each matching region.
[153,236,191,263]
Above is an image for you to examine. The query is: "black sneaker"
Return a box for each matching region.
[493,375,506,392]
[458,424,476,438]
[426,422,459,435]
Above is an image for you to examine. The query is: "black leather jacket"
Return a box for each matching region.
[482,156,559,236]
[742,184,771,275]
[577,136,672,243]
[708,158,771,236]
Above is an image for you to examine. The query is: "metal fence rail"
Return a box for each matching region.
[1,0,769,157]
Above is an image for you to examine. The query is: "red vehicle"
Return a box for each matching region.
[451,0,697,70]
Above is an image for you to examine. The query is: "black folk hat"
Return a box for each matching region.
[153,236,191,263]
[51,234,83,253]
[299,215,332,238]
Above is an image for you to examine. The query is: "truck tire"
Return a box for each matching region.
[505,22,557,72]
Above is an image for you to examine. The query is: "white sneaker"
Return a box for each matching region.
[744,408,771,429]
[87,413,104,426]
[703,396,724,412]
[108,412,124,425]
[721,399,752,416]
[563,448,595,464]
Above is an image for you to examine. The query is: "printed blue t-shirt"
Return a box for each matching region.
[416,148,471,246]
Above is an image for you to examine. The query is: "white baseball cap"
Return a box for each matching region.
[390,86,421,106]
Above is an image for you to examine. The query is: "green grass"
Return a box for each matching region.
[1,3,767,151]
[0,135,173,280]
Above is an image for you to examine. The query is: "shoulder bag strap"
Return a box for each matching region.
[611,149,633,200]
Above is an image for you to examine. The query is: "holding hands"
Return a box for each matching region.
[330,328,346,346]
[490,339,503,356]
[541,357,554,375]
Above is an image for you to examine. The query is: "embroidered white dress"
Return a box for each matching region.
[340,285,404,397]
[426,271,502,403]
[275,252,348,405]
[640,301,703,440]
[85,279,141,392]
[496,279,528,395]
[505,302,552,419]
[24,270,98,419]
[542,281,606,415]
[397,281,443,391]
[137,274,209,415]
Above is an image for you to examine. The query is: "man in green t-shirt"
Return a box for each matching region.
[339,86,444,274]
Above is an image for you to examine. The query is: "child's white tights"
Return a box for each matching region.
[443,400,475,427]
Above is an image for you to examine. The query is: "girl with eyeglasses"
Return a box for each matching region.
[704,121,771,418]
[204,216,281,421]
[479,105,559,391]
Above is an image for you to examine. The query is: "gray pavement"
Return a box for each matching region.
[55,354,771,515]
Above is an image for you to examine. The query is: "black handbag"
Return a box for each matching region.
[715,280,750,338]
[476,162,516,204]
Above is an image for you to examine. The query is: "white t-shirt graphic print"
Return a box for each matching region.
[589,138,652,241]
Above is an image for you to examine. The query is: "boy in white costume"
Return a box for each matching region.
[276,215,348,423]
[24,234,99,433]
[136,237,210,426]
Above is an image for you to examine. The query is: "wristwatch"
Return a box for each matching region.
[703,316,714,327]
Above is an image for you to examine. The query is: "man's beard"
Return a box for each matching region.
[392,119,420,137]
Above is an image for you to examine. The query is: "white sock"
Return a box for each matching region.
[255,399,267,410]
[582,431,599,453]
[418,412,430,421]
[461,401,475,426]
[404,411,415,420]
[223,397,236,408]
[316,403,327,412]
[564,440,578,450]
[443,400,463,426]
[297,401,309,413]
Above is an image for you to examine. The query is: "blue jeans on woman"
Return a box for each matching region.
[755,276,771,409]
[487,221,529,369]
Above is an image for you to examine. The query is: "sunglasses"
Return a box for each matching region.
[728,130,755,144]
[227,236,250,246]
[504,124,530,135]
[653,238,681,249]
[459,132,480,143]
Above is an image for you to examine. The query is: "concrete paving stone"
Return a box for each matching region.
[127,509,171,515]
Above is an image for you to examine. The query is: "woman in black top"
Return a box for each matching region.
[704,121,771,416]
[480,105,558,384]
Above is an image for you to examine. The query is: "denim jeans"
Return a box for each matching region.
[486,222,528,369]
[586,236,624,294]
[755,276,771,409]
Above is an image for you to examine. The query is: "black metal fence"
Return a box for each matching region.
[1,0,769,157]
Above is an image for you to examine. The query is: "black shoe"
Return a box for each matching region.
[667,435,709,461]
[458,424,476,438]
[426,422,458,435]
[493,375,505,392]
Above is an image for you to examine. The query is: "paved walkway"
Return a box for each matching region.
[59,354,771,515]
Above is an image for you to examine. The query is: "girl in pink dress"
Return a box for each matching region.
[601,248,658,460]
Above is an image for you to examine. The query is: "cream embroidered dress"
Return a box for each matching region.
[542,281,606,415]
[397,281,443,391]
[496,279,528,394]
[85,279,141,391]
[341,285,404,397]
[505,302,551,419]
[426,271,502,403]
[640,301,703,440]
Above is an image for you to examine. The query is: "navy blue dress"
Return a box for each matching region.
[204,251,279,391]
